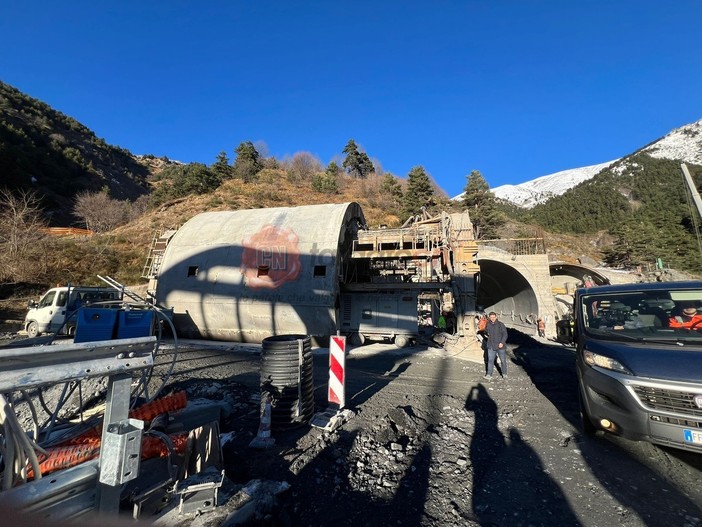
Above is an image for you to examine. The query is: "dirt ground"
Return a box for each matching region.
[139,334,702,526]
[2,331,702,526]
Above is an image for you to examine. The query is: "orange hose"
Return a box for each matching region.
[62,391,188,446]
[130,391,188,422]
[29,443,101,479]
[28,432,190,479]
[141,432,189,459]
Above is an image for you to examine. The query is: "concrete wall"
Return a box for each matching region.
[477,248,558,337]
[155,202,365,342]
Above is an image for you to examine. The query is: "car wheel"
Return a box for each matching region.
[394,335,409,348]
[349,332,365,346]
[579,390,597,435]
[26,321,40,339]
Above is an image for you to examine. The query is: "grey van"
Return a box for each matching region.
[574,281,702,452]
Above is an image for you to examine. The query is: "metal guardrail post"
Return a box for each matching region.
[98,373,134,515]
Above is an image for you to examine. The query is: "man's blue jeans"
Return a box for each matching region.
[487,346,507,376]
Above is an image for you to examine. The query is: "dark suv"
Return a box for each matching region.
[574,281,702,452]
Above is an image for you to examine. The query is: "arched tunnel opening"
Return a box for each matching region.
[475,258,613,337]
[476,259,540,333]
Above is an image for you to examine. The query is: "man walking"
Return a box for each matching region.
[484,311,508,381]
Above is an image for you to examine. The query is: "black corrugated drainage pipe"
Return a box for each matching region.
[260,334,315,430]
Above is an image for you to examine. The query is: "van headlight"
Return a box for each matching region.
[583,350,632,374]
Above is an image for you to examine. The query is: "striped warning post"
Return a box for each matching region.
[328,336,346,408]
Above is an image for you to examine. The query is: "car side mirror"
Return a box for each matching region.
[27,300,37,309]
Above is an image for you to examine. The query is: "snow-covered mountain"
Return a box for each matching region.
[489,160,618,208]
[453,118,702,208]
[641,118,702,165]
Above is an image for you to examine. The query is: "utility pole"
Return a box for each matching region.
[680,163,702,259]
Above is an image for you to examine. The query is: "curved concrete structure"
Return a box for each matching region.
[476,252,615,337]
[155,202,365,342]
[549,262,610,288]
[476,247,557,334]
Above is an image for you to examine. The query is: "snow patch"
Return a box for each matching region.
[641,118,702,165]
[452,117,702,208]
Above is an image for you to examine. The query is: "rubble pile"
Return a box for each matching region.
[270,389,526,526]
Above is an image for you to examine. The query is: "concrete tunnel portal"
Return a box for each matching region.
[476,258,540,330]
[476,256,613,336]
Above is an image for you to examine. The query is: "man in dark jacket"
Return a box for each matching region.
[484,311,508,381]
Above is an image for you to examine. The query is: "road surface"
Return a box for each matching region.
[149,333,702,526]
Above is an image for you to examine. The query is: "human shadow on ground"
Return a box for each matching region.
[509,331,702,525]
[465,383,582,526]
[270,428,433,527]
[269,343,453,525]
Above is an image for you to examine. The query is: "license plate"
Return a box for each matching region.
[683,429,702,444]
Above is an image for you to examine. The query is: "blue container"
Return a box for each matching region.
[74,308,118,343]
[117,310,154,339]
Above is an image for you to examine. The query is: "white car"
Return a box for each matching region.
[24,286,121,338]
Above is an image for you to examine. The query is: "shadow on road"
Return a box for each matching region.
[465,383,582,526]
[509,330,702,524]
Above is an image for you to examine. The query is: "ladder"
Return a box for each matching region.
[141,229,176,279]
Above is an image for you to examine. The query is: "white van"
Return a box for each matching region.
[24,286,122,338]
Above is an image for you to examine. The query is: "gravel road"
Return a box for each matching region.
[2,331,702,526]
[147,333,702,527]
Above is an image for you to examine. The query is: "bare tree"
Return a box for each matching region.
[73,191,129,233]
[286,152,322,183]
[0,188,47,283]
[125,194,151,223]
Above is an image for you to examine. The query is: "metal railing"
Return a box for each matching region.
[477,237,546,256]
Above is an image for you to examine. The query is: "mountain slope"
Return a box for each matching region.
[0,81,151,224]
[641,118,702,165]
[453,118,702,209]
[490,159,618,208]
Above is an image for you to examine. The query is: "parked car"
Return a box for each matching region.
[24,285,122,338]
[571,281,702,452]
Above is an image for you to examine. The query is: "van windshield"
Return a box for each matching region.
[580,288,702,341]
[38,291,56,308]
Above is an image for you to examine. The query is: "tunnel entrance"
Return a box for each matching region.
[477,259,539,332]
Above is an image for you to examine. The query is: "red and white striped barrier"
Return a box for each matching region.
[328,335,346,409]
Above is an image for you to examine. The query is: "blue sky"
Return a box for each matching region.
[2,1,701,198]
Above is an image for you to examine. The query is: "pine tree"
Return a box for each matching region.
[401,166,435,220]
[342,139,374,178]
[233,141,263,182]
[211,151,233,181]
[462,170,504,239]
[311,161,340,194]
[380,173,403,214]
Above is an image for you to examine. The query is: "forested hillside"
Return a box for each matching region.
[0,81,150,224]
[524,154,702,272]
[1,83,457,289]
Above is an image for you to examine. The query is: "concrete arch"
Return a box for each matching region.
[476,247,558,335]
[155,202,365,342]
[549,262,610,288]
[477,260,537,329]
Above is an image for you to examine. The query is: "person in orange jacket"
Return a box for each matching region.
[669,306,702,329]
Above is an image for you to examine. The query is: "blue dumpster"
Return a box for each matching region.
[117,310,155,339]
[74,308,118,343]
